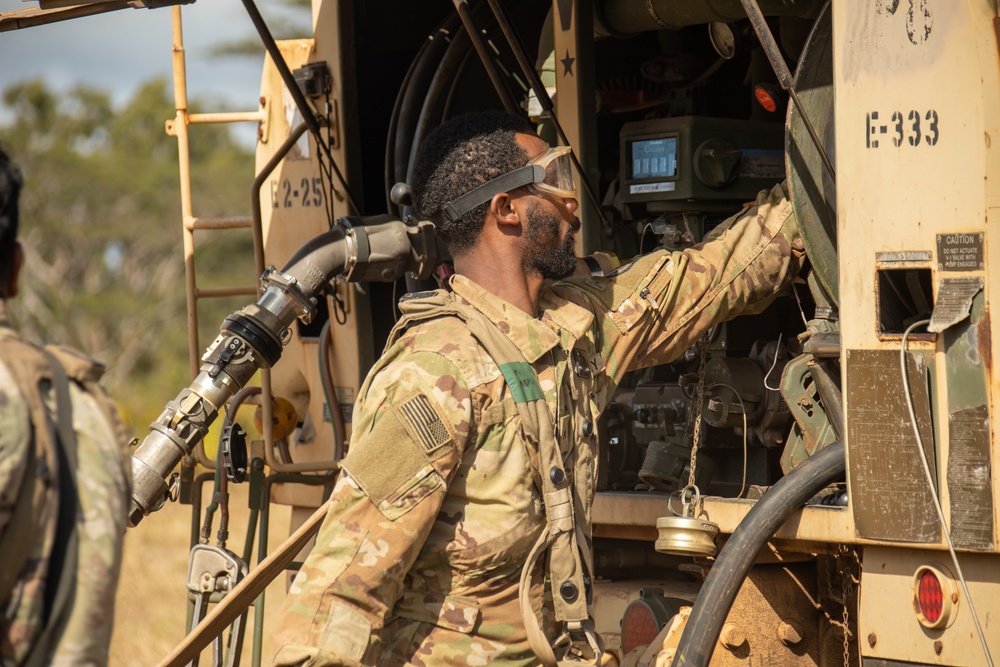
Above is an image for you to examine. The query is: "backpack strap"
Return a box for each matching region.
[23,349,80,667]
[0,420,44,613]
[0,338,80,666]
[0,338,57,607]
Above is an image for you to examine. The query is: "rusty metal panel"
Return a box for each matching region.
[942,291,993,550]
[946,405,992,549]
[928,277,984,333]
[846,349,940,543]
[709,564,833,667]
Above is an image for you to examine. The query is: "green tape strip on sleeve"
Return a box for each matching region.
[498,361,544,403]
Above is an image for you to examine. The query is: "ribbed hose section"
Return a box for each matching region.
[671,440,846,667]
[279,226,349,293]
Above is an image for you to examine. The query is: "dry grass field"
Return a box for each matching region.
[109,483,293,667]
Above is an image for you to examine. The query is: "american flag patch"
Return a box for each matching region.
[399,394,451,452]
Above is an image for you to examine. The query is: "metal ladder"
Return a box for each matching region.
[166,5,266,385]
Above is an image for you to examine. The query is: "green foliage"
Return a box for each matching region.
[0,78,256,433]
[210,0,311,58]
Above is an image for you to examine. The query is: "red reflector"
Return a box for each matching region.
[918,570,943,624]
[621,601,659,654]
[754,85,778,113]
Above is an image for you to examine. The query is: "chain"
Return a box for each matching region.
[836,545,860,667]
[686,332,712,490]
[841,569,850,667]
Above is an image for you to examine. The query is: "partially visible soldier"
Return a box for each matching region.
[273,111,804,666]
[0,146,131,666]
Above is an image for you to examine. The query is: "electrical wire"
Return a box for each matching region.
[638,222,655,255]
[711,383,749,500]
[901,319,994,667]
[319,318,348,462]
[792,281,810,328]
[312,90,337,229]
[763,333,783,391]
[205,386,263,547]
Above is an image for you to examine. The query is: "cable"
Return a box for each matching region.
[711,383,749,500]
[482,0,612,235]
[240,0,361,215]
[316,90,336,229]
[792,281,810,328]
[638,222,655,255]
[900,319,994,667]
[763,333,782,391]
[319,318,348,462]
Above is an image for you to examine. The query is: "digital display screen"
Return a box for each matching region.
[629,137,678,180]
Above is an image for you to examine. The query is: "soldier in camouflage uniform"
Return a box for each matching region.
[0,147,131,666]
[273,112,804,666]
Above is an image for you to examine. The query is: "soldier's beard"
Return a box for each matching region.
[523,200,577,280]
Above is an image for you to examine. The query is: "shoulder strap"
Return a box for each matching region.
[23,350,80,667]
[0,426,43,612]
[455,310,595,660]
[393,291,595,664]
[0,338,55,607]
[0,337,80,666]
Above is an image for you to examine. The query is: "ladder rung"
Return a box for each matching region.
[188,111,265,125]
[196,286,258,299]
[185,216,253,231]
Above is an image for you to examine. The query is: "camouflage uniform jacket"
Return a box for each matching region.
[0,300,131,667]
[273,183,803,666]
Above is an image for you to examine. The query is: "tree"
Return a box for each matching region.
[211,0,312,58]
[0,78,255,431]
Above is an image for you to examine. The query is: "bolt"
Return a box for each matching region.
[868,632,877,648]
[719,623,746,649]
[777,621,803,646]
[934,640,943,656]
[951,592,959,604]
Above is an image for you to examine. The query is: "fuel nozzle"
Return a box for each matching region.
[128,300,293,526]
[128,215,448,526]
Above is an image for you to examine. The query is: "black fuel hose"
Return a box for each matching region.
[671,439,846,667]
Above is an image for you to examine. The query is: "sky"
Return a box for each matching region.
[0,0,286,131]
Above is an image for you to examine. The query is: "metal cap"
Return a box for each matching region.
[654,516,720,557]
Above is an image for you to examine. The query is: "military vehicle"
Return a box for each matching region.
[4,0,997,665]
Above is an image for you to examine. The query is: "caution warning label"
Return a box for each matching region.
[937,233,984,271]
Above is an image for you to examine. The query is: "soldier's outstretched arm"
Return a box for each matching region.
[563,182,805,381]
[271,349,472,667]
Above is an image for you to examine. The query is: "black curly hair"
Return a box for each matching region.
[411,111,533,254]
[0,146,22,291]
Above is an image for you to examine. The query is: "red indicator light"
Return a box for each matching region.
[917,569,943,624]
[621,601,659,654]
[754,85,778,113]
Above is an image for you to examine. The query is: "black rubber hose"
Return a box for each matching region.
[671,439,846,667]
[387,16,461,213]
[405,0,499,191]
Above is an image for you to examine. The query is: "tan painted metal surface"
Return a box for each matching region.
[593,493,855,545]
[860,545,1000,665]
[834,0,1000,546]
[253,39,360,477]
